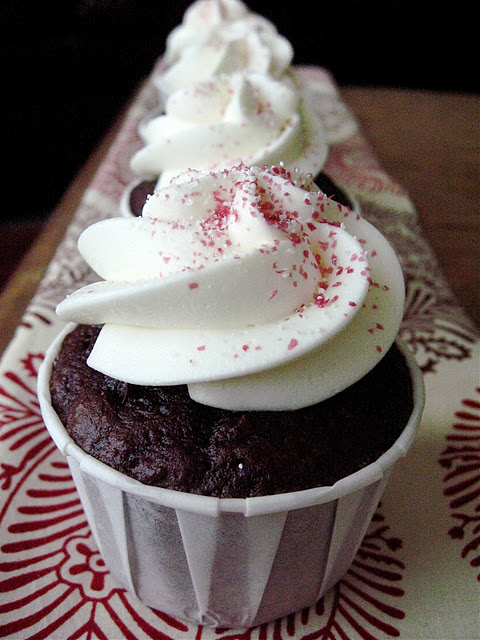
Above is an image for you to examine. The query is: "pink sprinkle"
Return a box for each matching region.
[349,301,357,307]
[197,345,206,351]
[189,282,199,290]
[287,338,299,350]
[269,290,278,300]
[242,345,249,351]
[163,256,171,263]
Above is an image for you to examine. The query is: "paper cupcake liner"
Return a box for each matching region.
[38,324,424,627]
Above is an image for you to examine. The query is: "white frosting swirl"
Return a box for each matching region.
[57,166,405,411]
[132,73,328,188]
[158,0,292,96]
[164,0,252,63]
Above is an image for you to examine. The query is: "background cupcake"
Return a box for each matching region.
[121,0,358,218]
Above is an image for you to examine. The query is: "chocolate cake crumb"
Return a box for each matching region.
[50,324,413,498]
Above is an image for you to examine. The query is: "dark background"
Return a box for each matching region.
[1,0,477,231]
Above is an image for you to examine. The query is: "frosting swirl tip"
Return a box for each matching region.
[57,165,405,410]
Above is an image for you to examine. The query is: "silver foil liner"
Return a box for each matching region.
[38,324,424,627]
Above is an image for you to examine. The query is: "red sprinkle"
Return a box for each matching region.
[189,282,199,290]
[287,338,299,350]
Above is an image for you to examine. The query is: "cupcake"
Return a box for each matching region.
[38,165,424,627]
[132,73,328,188]
[122,72,334,217]
[122,0,354,218]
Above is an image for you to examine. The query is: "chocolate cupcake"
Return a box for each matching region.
[39,165,424,627]
[49,322,414,497]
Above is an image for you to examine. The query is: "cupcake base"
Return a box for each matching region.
[48,324,415,497]
[38,324,424,627]
[66,452,392,626]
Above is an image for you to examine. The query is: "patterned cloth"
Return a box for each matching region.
[0,66,478,640]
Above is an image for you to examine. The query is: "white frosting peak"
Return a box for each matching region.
[160,0,292,96]
[165,0,251,63]
[57,166,405,410]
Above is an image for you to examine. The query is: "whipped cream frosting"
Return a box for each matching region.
[164,0,252,62]
[158,0,292,96]
[57,165,405,411]
[132,73,328,188]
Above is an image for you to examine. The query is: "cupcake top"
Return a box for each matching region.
[131,73,328,188]
[157,0,292,97]
[57,165,405,411]
[164,0,256,62]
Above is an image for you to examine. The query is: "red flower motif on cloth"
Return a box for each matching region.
[0,353,50,491]
[439,387,480,580]
[0,454,192,640]
[59,535,111,600]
